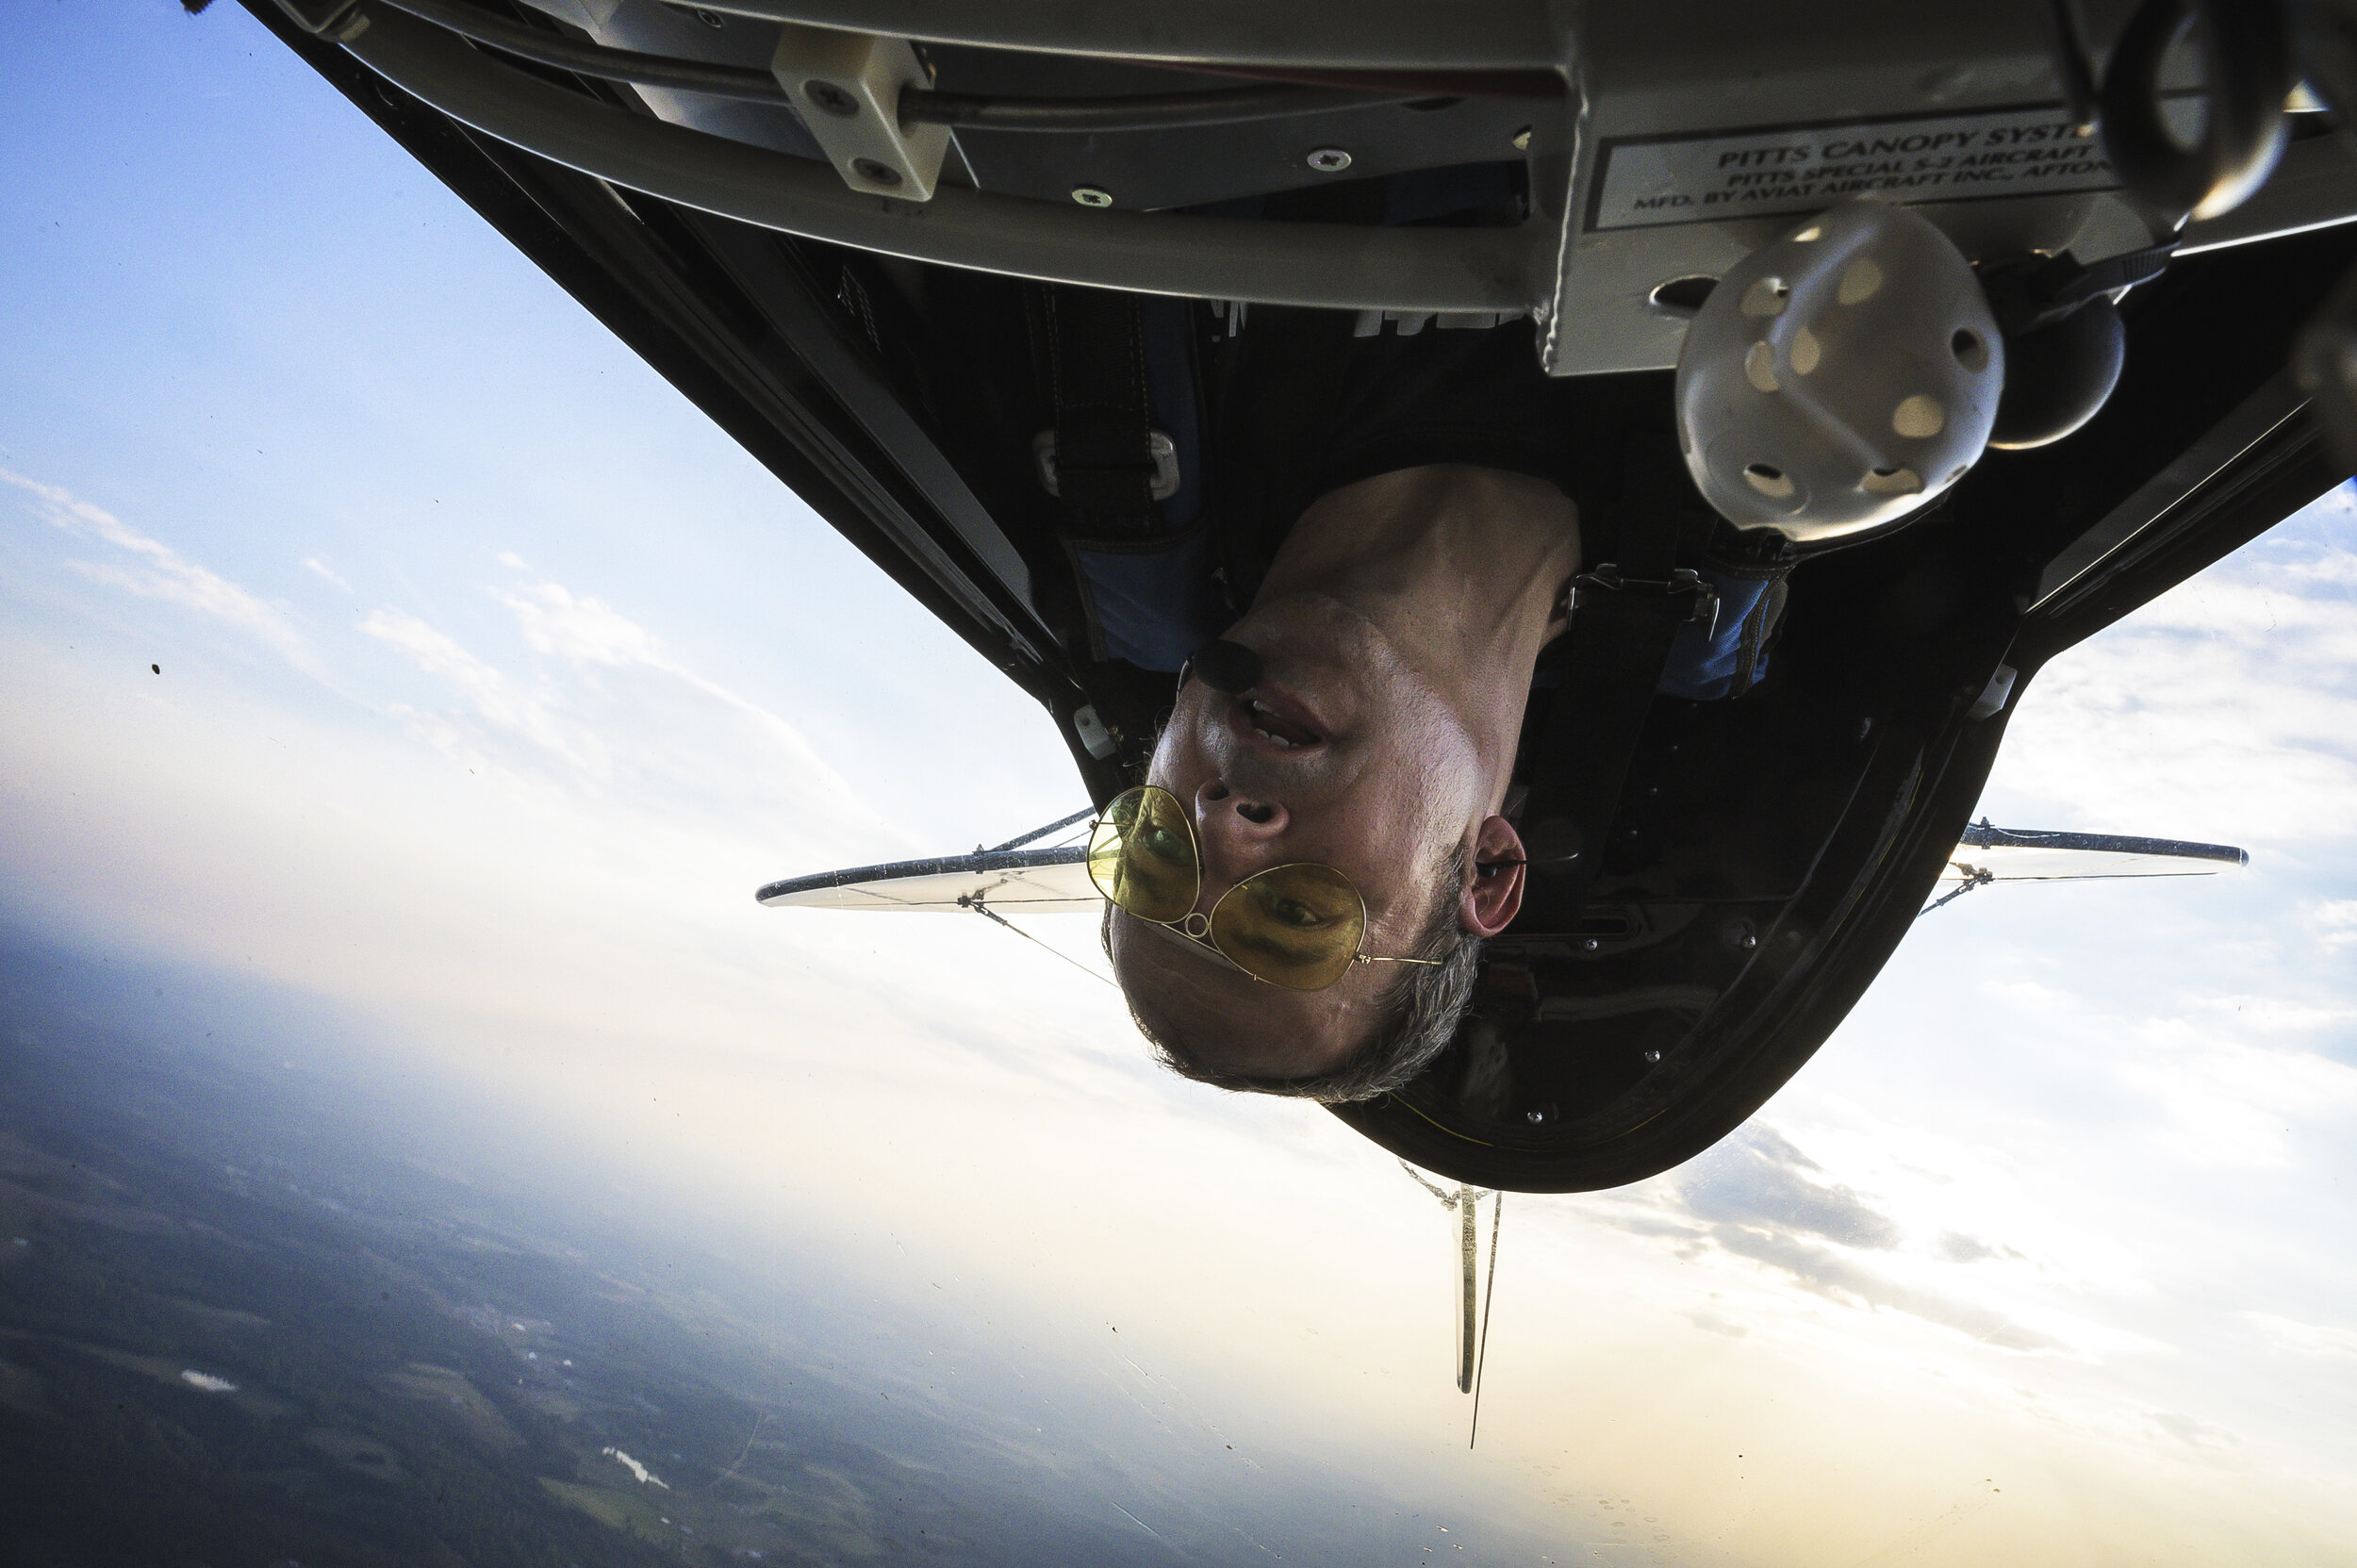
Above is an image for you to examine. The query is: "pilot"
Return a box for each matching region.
[1083,305,1786,1102]
[1105,454,1569,1101]
[1070,192,2009,1102]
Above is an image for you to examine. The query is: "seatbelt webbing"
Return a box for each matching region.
[1521,579,1696,874]
[1044,286,1159,526]
[1520,438,1710,893]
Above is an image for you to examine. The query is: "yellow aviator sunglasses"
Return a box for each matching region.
[1087,784,1443,991]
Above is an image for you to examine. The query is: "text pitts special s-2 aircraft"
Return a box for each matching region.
[244,0,2341,1191]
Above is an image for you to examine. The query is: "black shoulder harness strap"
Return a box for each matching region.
[1521,437,1719,898]
[1039,284,1161,534]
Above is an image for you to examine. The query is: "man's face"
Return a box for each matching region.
[1107,590,1490,1080]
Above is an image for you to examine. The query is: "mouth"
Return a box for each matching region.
[1230,685,1326,750]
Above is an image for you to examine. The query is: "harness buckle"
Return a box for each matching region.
[1032,429,1181,503]
[1573,563,1722,638]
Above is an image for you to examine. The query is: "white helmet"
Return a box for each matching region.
[1675,199,2004,545]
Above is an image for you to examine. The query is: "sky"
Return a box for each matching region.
[3,4,2355,1563]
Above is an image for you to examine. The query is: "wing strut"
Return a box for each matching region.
[1458,1183,1479,1394]
[1470,1190,1502,1450]
[1399,1162,1505,1427]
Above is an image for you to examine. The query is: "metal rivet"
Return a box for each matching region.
[1070,186,1114,207]
[1512,125,1533,151]
[851,158,901,188]
[1306,147,1353,173]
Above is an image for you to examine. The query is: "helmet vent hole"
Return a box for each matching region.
[1892,394,1946,437]
[1744,341,1781,392]
[1838,256,1885,305]
[1860,466,1922,495]
[1743,463,1795,498]
[1739,277,1790,318]
[1949,465,1970,484]
[1950,328,1989,371]
[1789,327,1821,375]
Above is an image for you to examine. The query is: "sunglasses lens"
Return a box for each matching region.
[1087,786,1199,923]
[1209,863,1365,990]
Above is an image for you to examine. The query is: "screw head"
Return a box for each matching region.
[1579,937,1600,953]
[803,80,858,118]
[850,158,902,189]
[1305,147,1353,173]
[1642,1048,1663,1064]
[1070,186,1114,207]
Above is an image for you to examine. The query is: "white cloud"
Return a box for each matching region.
[2242,1312,2357,1360]
[302,556,352,592]
[357,581,891,862]
[4,467,315,672]
[495,580,664,668]
[361,606,602,775]
[2114,1022,2357,1169]
[2145,1409,2239,1448]
[1991,528,2357,853]
[1595,1126,2075,1354]
[496,550,529,569]
[2305,899,2357,951]
[179,1370,237,1393]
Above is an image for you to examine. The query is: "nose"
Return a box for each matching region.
[1194,778,1289,855]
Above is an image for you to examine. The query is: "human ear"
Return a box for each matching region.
[1460,815,1526,937]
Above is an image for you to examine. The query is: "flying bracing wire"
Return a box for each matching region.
[1398,1160,1461,1206]
[962,897,1117,988]
[988,807,1096,852]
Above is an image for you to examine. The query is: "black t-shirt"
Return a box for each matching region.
[1072,305,1705,671]
[1201,307,1673,608]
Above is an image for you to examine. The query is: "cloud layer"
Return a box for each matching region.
[4,466,314,673]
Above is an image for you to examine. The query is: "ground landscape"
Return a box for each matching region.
[0,933,1174,1567]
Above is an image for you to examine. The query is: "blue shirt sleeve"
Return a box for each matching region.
[1655,568,1776,701]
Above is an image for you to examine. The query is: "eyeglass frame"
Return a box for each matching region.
[1088,784,1451,991]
